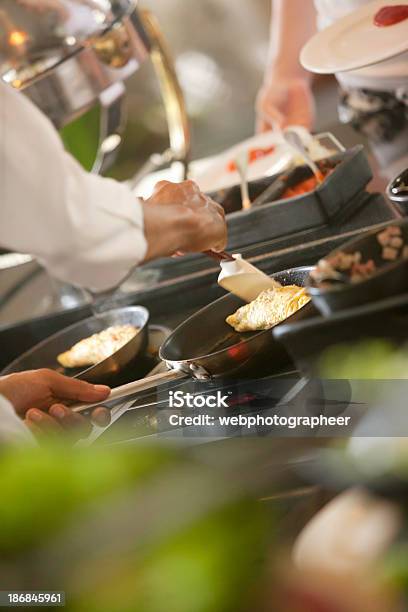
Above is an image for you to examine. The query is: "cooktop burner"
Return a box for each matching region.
[88,372,356,446]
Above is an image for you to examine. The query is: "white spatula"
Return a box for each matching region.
[217,254,280,303]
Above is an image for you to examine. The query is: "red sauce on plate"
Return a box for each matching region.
[226,145,276,172]
[374,5,408,26]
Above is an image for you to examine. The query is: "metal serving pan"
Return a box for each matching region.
[2,306,149,385]
[306,219,408,316]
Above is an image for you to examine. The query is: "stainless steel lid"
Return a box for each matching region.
[0,0,136,86]
[0,2,190,177]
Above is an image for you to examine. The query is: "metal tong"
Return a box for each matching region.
[283,129,324,184]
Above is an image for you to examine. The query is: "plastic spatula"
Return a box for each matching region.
[217,254,280,303]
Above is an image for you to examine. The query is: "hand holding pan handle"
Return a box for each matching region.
[72,368,186,414]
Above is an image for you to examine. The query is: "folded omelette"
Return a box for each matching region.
[57,324,139,368]
[226,285,310,332]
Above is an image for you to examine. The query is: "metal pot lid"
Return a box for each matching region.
[387,168,408,203]
[0,0,136,86]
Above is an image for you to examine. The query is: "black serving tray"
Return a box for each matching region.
[210,146,373,252]
[307,219,408,316]
[273,291,408,377]
[140,192,399,284]
[209,176,275,215]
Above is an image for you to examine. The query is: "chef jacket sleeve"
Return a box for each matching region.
[0,395,36,445]
[0,81,148,291]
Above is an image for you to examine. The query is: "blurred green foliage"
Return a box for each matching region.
[378,542,408,611]
[72,501,268,612]
[0,444,174,554]
[383,543,408,587]
[319,339,408,379]
[0,444,271,612]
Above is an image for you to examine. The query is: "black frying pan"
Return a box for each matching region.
[2,306,150,385]
[73,267,313,412]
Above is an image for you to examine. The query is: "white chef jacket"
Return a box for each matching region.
[0,81,147,292]
[0,395,35,445]
[314,0,408,92]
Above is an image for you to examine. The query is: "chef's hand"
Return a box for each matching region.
[0,370,111,440]
[0,369,110,438]
[25,403,110,440]
[0,369,110,416]
[256,77,315,133]
[142,180,227,261]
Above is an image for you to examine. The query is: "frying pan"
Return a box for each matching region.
[2,306,150,385]
[73,266,314,413]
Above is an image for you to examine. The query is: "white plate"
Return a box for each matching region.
[131,136,288,198]
[301,0,408,74]
[190,132,291,193]
[190,128,334,193]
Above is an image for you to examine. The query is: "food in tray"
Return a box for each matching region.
[226,146,276,173]
[376,225,406,259]
[281,166,334,200]
[310,225,408,287]
[57,325,139,368]
[374,5,408,27]
[311,251,377,286]
[281,175,321,200]
[226,285,310,332]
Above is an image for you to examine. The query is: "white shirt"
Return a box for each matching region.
[0,81,147,292]
[314,0,408,92]
[0,395,35,445]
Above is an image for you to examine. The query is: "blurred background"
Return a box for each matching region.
[63,0,347,180]
[2,432,408,612]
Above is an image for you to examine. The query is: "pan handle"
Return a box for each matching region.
[72,368,186,414]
